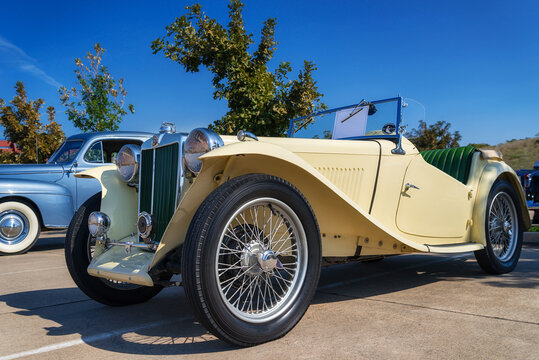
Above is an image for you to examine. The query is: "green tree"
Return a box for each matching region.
[0,82,64,163]
[151,0,325,136]
[59,43,134,132]
[408,120,461,151]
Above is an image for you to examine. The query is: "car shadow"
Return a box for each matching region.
[0,245,537,356]
[30,231,66,252]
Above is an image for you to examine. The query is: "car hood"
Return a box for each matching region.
[0,164,66,182]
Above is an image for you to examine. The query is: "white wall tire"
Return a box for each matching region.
[0,201,41,255]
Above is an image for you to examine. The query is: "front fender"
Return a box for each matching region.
[75,166,138,241]
[0,178,73,227]
[0,178,70,196]
[152,141,429,268]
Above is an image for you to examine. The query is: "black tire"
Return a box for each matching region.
[474,180,524,274]
[65,193,165,306]
[182,174,321,347]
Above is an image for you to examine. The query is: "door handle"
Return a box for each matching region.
[405,183,420,191]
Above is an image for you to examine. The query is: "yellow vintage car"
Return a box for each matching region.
[65,97,530,346]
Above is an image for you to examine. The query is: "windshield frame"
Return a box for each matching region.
[287,96,403,140]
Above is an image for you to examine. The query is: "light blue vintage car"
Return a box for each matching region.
[0,131,152,255]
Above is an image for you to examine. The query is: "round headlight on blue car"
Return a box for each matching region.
[183,128,224,175]
[116,144,141,183]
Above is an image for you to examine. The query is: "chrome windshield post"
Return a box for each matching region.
[391,125,407,155]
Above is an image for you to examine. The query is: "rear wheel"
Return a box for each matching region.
[182,174,321,346]
[0,201,40,255]
[474,180,524,274]
[65,193,165,306]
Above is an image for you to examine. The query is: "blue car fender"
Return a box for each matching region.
[0,178,74,228]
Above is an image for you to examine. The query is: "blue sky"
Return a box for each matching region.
[0,0,538,145]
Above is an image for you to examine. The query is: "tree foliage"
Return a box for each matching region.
[0,82,64,163]
[151,0,325,136]
[408,120,462,151]
[59,43,134,132]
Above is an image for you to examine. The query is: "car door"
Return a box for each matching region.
[395,155,473,239]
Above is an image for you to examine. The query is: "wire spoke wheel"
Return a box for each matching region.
[216,198,307,323]
[487,191,518,262]
[474,180,523,274]
[182,174,321,346]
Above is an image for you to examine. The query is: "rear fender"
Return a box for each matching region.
[469,159,530,246]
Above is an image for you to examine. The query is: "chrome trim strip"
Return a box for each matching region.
[151,149,156,213]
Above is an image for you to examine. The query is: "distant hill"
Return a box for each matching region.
[469,137,539,171]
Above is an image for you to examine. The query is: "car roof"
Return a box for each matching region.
[65,131,153,142]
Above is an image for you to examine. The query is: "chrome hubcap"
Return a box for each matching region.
[488,192,518,262]
[0,210,29,245]
[216,198,307,323]
[0,216,23,238]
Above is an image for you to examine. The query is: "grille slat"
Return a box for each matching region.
[139,143,179,242]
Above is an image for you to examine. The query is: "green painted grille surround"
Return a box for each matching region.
[420,145,476,184]
[139,143,179,242]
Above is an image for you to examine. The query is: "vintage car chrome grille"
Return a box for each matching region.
[139,142,180,242]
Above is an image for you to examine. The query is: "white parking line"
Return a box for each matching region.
[0,316,191,360]
[318,253,472,291]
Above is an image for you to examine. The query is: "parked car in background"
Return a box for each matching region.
[521,160,539,224]
[0,131,152,255]
[65,97,529,346]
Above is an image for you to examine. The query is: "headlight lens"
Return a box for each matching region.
[88,211,110,236]
[116,144,141,183]
[183,128,224,175]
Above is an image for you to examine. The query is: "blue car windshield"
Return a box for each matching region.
[289,97,400,140]
[47,140,84,164]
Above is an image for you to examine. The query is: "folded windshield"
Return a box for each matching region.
[288,97,401,140]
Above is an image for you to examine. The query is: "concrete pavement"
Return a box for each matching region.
[0,231,537,359]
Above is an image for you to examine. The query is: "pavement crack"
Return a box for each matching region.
[317,290,539,326]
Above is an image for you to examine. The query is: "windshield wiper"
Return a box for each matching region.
[340,99,367,123]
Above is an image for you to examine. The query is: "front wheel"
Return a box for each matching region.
[474,180,524,274]
[65,193,166,306]
[0,201,41,255]
[182,174,321,346]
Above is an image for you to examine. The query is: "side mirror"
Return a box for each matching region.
[69,160,78,173]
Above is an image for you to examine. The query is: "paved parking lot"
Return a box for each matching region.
[0,231,538,359]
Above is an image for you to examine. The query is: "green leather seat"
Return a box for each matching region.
[420,146,476,184]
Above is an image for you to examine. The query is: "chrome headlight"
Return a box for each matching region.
[183,128,224,175]
[116,144,141,183]
[88,211,110,236]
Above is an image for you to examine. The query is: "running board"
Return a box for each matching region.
[425,243,484,253]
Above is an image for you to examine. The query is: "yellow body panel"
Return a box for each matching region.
[396,155,472,239]
[81,136,529,286]
[75,166,138,241]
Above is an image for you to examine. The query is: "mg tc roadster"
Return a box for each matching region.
[65,97,530,346]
